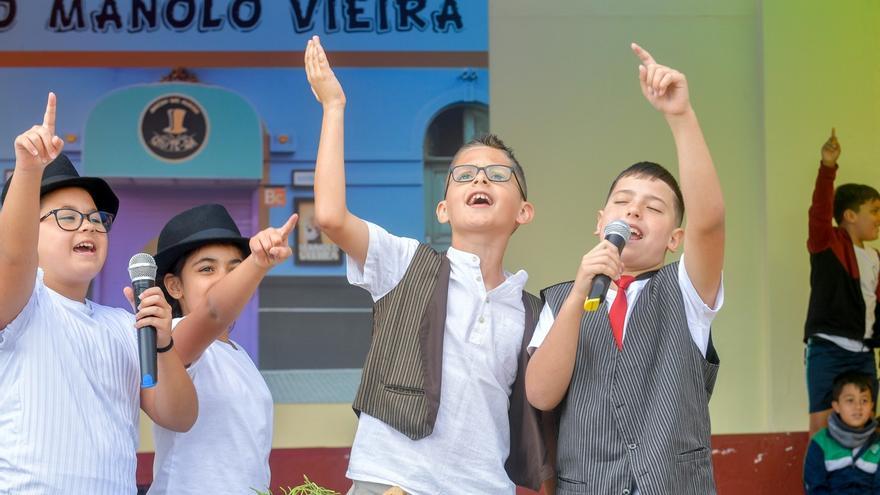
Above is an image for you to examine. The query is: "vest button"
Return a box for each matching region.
[628,443,637,450]
[622,490,631,495]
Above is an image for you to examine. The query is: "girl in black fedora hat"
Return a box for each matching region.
[147,203,297,494]
[0,93,198,493]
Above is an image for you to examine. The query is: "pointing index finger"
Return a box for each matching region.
[43,92,57,135]
[631,42,655,65]
[279,213,299,239]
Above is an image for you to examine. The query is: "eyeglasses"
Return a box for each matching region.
[40,208,115,233]
[446,164,526,199]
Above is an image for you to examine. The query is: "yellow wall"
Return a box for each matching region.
[493,0,880,434]
[763,0,880,431]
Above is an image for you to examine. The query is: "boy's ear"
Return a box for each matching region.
[666,227,685,252]
[435,200,450,224]
[842,208,858,224]
[163,273,183,300]
[516,201,535,226]
[830,400,841,414]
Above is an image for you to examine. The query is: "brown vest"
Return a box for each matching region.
[352,244,554,490]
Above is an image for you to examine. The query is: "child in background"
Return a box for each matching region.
[804,128,880,437]
[804,371,880,494]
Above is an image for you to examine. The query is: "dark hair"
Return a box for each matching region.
[833,183,880,225]
[831,371,875,403]
[159,242,245,318]
[449,133,528,199]
[606,161,685,226]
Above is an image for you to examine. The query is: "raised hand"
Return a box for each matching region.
[632,43,691,116]
[820,127,840,168]
[304,36,346,109]
[14,92,64,170]
[250,213,298,268]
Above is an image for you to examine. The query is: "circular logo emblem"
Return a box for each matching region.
[140,94,209,162]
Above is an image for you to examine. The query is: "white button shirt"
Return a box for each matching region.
[0,270,140,494]
[346,222,528,495]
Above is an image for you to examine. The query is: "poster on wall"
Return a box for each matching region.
[294,197,342,265]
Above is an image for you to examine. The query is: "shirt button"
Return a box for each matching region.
[475,275,481,282]
[628,443,637,450]
[472,256,478,263]
[479,316,485,324]
[485,297,490,303]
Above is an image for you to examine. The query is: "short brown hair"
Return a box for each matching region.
[834,183,880,225]
[450,134,528,199]
[606,161,684,226]
[832,371,875,403]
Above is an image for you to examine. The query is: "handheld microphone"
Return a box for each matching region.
[583,220,631,312]
[128,253,158,388]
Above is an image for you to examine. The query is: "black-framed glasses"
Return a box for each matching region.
[446,164,526,199]
[40,208,115,233]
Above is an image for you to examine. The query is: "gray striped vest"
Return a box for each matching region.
[353,243,554,490]
[542,262,720,495]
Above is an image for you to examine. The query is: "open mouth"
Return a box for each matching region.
[629,226,644,241]
[466,192,494,207]
[73,241,96,254]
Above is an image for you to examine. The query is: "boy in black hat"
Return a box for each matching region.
[0,93,197,493]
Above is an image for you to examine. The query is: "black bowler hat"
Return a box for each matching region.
[154,204,251,277]
[0,153,119,216]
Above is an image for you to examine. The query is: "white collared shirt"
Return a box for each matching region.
[346,222,527,495]
[0,269,140,494]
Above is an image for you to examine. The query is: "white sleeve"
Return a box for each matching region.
[345,221,420,302]
[0,272,45,350]
[677,255,724,358]
[527,303,556,355]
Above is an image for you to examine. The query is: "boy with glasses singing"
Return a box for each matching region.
[0,94,197,494]
[305,37,553,494]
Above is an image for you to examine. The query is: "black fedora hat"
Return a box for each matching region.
[0,153,119,216]
[154,204,251,277]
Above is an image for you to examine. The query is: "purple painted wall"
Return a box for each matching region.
[92,184,261,363]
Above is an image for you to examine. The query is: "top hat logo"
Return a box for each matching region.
[163,108,189,135]
[140,94,208,163]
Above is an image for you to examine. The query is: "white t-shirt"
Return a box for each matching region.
[529,255,723,357]
[855,245,879,340]
[346,222,528,495]
[815,246,880,352]
[149,317,273,495]
[0,269,141,494]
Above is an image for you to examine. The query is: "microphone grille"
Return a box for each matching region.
[128,253,157,282]
[604,220,631,242]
